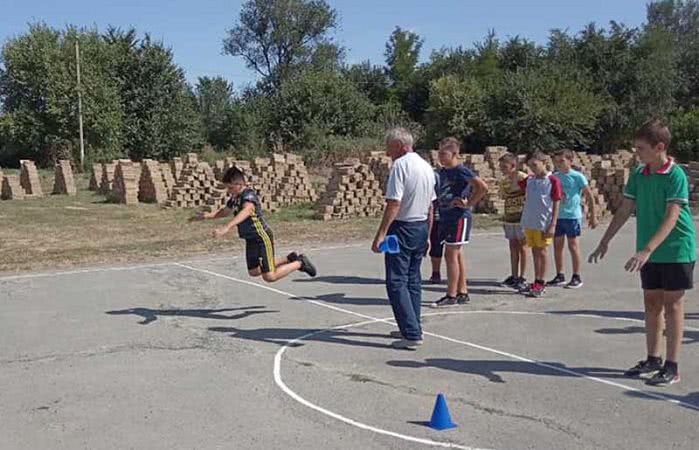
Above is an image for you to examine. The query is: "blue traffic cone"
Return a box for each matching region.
[429,393,456,430]
[378,234,400,254]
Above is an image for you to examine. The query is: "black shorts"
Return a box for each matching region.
[640,262,695,291]
[245,231,275,274]
[438,216,472,246]
[429,222,443,258]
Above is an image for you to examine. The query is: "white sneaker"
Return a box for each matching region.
[392,339,423,350]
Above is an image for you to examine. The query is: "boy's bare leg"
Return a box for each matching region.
[567,236,582,275]
[553,236,565,274]
[445,246,460,297]
[531,247,547,281]
[663,290,685,363]
[457,248,467,293]
[518,241,528,278]
[509,239,519,278]
[261,261,302,283]
[644,289,665,358]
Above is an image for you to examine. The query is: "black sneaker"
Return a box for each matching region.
[501,275,517,287]
[432,295,458,308]
[513,277,528,292]
[457,292,470,304]
[286,252,299,263]
[646,367,680,386]
[565,275,583,289]
[546,273,566,286]
[624,358,663,378]
[298,254,317,277]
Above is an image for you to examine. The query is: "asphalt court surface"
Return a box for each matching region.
[1,224,698,449]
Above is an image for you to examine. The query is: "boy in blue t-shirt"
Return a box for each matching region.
[549,149,598,288]
[432,137,488,307]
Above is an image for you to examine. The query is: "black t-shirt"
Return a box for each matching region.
[226,188,271,239]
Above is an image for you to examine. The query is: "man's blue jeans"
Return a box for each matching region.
[385,220,428,341]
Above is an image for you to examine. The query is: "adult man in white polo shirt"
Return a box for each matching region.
[372,127,436,350]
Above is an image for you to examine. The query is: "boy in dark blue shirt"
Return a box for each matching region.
[432,138,488,307]
[195,167,316,282]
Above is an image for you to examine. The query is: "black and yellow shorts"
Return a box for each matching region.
[245,231,275,274]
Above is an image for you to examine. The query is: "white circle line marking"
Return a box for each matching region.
[174,264,699,449]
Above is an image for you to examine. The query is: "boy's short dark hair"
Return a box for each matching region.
[554,149,575,161]
[439,137,461,153]
[634,118,672,147]
[222,166,245,184]
[527,151,548,163]
[499,152,518,165]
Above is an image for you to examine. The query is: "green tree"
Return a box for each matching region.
[670,107,699,161]
[342,61,390,105]
[647,0,699,107]
[485,64,604,152]
[195,76,234,149]
[272,70,375,151]
[108,34,202,160]
[223,0,338,90]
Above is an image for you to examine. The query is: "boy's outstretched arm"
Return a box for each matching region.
[588,198,635,263]
[213,203,254,238]
[624,203,682,272]
[193,205,230,221]
[582,185,598,228]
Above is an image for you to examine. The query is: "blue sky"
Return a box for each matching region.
[2,0,649,89]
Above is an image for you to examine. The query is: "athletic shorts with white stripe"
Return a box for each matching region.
[438,215,472,246]
[245,230,275,273]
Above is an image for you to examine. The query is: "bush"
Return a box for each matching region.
[671,108,699,162]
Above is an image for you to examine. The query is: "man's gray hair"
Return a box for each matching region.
[384,127,414,147]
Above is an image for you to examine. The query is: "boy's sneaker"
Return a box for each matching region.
[646,367,680,386]
[457,292,470,304]
[501,275,517,287]
[526,282,545,298]
[546,273,566,286]
[389,330,403,339]
[624,358,663,378]
[565,275,583,289]
[513,277,528,292]
[286,252,299,262]
[392,339,423,350]
[432,295,458,308]
[298,254,317,277]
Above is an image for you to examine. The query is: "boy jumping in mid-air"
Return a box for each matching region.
[589,119,696,386]
[194,166,316,282]
[519,151,562,298]
[548,149,598,289]
[498,152,529,291]
[432,137,488,307]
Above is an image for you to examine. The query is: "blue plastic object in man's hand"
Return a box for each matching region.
[378,235,400,254]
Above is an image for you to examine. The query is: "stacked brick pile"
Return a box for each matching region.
[138,159,169,204]
[19,160,44,198]
[164,154,224,209]
[52,160,77,195]
[589,151,636,213]
[89,163,102,191]
[1,173,24,200]
[110,160,140,204]
[159,162,176,195]
[99,162,117,195]
[170,157,184,181]
[315,159,383,220]
[364,151,392,191]
[268,153,317,207]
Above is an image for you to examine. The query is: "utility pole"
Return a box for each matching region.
[75,40,85,169]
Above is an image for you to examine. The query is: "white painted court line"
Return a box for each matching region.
[0,243,361,281]
[174,263,699,447]
[274,317,490,450]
